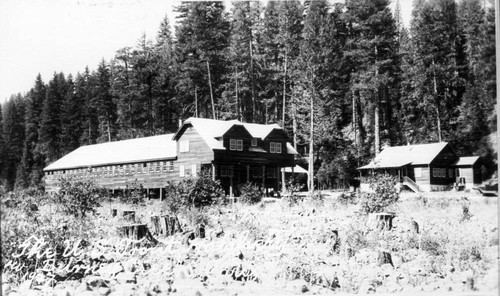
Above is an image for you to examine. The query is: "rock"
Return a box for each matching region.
[86,276,110,288]
[392,254,402,268]
[98,263,124,278]
[286,279,309,293]
[98,287,111,295]
[123,259,139,273]
[115,272,137,284]
[377,251,393,267]
[110,283,136,296]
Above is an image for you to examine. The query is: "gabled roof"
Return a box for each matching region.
[454,156,480,166]
[359,142,449,170]
[174,117,295,152]
[44,134,176,171]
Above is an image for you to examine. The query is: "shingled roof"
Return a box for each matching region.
[44,134,176,171]
[359,142,449,169]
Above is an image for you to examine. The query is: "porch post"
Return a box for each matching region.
[160,187,163,201]
[262,165,265,192]
[212,164,216,181]
[246,165,250,182]
[146,188,149,200]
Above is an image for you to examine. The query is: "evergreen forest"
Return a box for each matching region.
[0,0,497,191]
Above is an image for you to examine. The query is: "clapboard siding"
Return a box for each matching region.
[176,126,214,177]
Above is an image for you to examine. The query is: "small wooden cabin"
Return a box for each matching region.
[44,118,297,197]
[358,142,482,192]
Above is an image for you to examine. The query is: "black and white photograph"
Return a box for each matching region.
[0,0,498,295]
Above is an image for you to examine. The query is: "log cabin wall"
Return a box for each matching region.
[429,145,458,186]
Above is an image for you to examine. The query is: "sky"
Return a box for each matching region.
[0,0,412,105]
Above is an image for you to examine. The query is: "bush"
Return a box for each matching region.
[54,176,105,219]
[338,191,357,206]
[239,182,263,204]
[120,179,145,205]
[189,170,225,207]
[163,171,225,215]
[283,177,305,206]
[359,174,399,214]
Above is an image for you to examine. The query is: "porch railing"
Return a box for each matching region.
[402,176,420,192]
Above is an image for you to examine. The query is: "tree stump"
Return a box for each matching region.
[410,220,419,234]
[377,251,393,267]
[373,213,395,231]
[150,216,161,235]
[123,211,135,222]
[150,215,182,236]
[118,224,148,240]
[110,209,117,217]
[195,224,205,239]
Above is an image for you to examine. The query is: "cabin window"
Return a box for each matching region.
[230,139,243,151]
[191,164,197,176]
[252,167,263,178]
[270,142,276,153]
[251,138,257,147]
[275,142,282,153]
[432,168,446,178]
[149,163,154,173]
[120,165,124,176]
[180,140,190,152]
[448,169,453,178]
[180,165,185,177]
[221,166,233,177]
[168,161,174,172]
[156,162,161,173]
[131,164,136,174]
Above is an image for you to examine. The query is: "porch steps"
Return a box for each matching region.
[402,176,420,193]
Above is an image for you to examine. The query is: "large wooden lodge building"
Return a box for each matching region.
[44,118,297,198]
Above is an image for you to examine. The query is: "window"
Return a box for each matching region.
[270,142,275,153]
[162,161,167,173]
[149,163,154,173]
[230,139,236,150]
[191,164,197,176]
[168,161,174,172]
[252,167,262,178]
[131,164,136,175]
[432,168,446,178]
[179,140,190,152]
[251,138,257,147]
[414,167,422,178]
[236,139,243,151]
[275,142,282,153]
[221,166,233,177]
[156,162,161,173]
[180,165,185,177]
[448,169,453,178]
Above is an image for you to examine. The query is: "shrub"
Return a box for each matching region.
[54,176,105,219]
[359,174,399,214]
[163,179,193,215]
[239,182,263,204]
[189,170,225,207]
[338,191,357,206]
[120,179,145,205]
[283,177,305,206]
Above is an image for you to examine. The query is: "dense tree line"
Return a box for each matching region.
[0,0,496,191]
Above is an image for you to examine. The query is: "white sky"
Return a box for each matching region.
[0,0,412,104]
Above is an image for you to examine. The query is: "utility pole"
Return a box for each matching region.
[206,60,216,120]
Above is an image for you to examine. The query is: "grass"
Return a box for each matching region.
[2,190,498,295]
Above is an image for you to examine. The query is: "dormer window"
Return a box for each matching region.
[230,139,243,151]
[251,138,257,147]
[270,142,282,153]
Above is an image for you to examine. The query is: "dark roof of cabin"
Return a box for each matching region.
[359,142,449,169]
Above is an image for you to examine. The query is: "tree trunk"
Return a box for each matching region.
[374,102,380,155]
[308,85,315,194]
[249,39,256,123]
[432,60,442,142]
[235,67,241,121]
[206,60,216,120]
[282,52,287,126]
